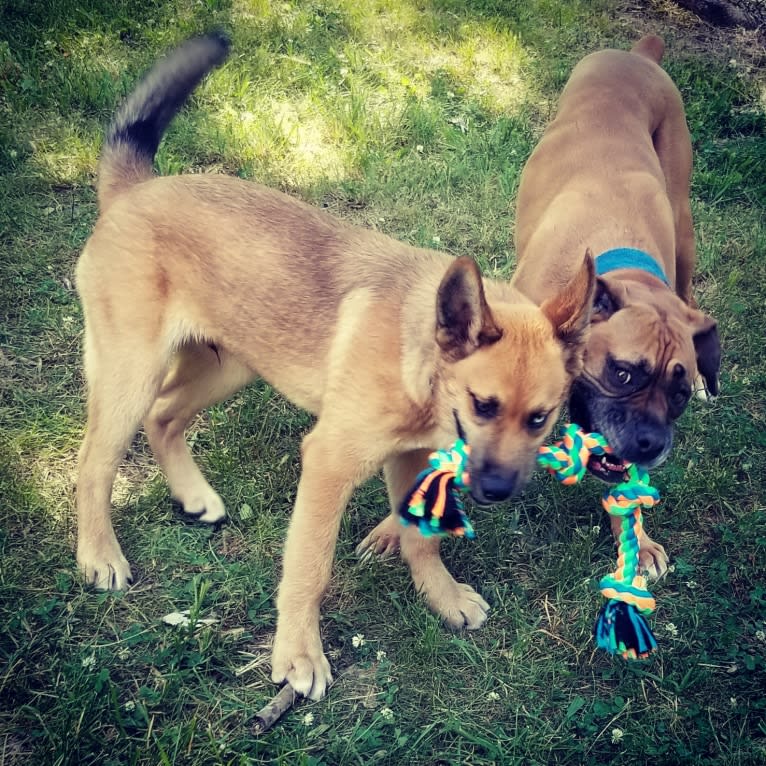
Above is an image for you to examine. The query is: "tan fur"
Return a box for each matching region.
[512,35,721,577]
[76,40,596,700]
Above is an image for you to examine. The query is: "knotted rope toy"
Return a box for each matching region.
[398,440,475,538]
[399,423,661,660]
[538,423,661,660]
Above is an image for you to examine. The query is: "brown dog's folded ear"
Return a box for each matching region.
[541,250,596,374]
[436,257,502,360]
[690,310,721,397]
[593,276,623,321]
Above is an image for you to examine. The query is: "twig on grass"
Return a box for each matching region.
[251,684,299,735]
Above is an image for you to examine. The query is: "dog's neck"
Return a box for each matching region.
[595,247,669,286]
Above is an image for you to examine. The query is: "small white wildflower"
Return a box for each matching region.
[339,67,348,77]
[81,654,96,670]
[379,706,394,721]
[685,580,698,590]
[447,91,455,99]
[432,235,441,244]
[486,691,500,702]
[117,647,131,660]
[665,622,679,637]
[416,144,424,152]
[591,525,601,536]
[611,727,624,744]
[755,630,765,642]
[729,58,737,67]
[376,649,387,661]
[302,712,314,726]
[730,697,737,708]
[352,633,365,648]
[123,700,136,712]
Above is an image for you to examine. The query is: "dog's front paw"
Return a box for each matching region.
[271,624,332,701]
[423,578,490,630]
[356,515,401,562]
[77,541,133,591]
[639,533,670,580]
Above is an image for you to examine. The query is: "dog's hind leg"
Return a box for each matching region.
[382,451,490,630]
[144,342,254,523]
[77,336,169,591]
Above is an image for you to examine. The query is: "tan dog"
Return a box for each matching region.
[75,34,595,700]
[512,35,721,575]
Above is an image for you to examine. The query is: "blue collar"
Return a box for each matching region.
[595,247,669,286]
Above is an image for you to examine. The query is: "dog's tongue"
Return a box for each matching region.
[587,452,628,483]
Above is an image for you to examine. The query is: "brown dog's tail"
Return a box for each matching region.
[631,34,664,64]
[98,33,230,211]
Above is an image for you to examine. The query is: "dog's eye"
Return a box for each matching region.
[470,393,499,419]
[615,369,632,385]
[527,411,548,430]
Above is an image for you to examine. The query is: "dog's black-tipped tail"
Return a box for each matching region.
[98,32,230,211]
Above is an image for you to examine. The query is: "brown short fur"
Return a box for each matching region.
[512,35,721,576]
[75,35,595,700]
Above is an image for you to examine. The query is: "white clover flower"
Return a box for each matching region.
[486,691,500,702]
[352,633,365,648]
[755,630,765,642]
[611,728,624,744]
[376,649,387,661]
[591,525,601,536]
[665,623,679,637]
[432,235,441,244]
[123,700,136,712]
[379,707,394,721]
[416,145,424,153]
[302,712,314,726]
[686,580,698,590]
[81,654,96,670]
[730,697,738,708]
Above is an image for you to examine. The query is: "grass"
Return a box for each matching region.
[1,0,765,763]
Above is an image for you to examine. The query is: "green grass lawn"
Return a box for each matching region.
[1,1,765,764]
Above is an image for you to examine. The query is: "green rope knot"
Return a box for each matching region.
[398,440,475,538]
[538,424,661,662]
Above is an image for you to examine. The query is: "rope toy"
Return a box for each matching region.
[398,440,475,538]
[538,423,660,660]
[398,423,660,661]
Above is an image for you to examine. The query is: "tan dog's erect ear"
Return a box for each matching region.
[436,256,502,360]
[690,310,721,396]
[540,250,596,372]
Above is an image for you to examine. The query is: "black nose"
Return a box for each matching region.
[477,470,518,503]
[634,424,666,463]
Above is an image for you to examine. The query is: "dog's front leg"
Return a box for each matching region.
[271,425,373,700]
[609,513,669,580]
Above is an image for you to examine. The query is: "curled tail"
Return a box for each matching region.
[98,32,230,211]
[631,34,664,64]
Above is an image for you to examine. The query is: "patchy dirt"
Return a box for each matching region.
[617,0,766,81]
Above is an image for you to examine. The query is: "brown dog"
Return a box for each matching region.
[75,34,595,700]
[512,35,721,575]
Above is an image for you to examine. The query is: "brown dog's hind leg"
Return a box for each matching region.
[384,451,490,630]
[77,338,169,590]
[144,343,254,523]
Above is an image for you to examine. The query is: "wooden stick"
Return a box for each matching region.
[251,684,299,735]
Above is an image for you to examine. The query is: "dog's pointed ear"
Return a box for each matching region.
[541,250,596,374]
[436,257,502,360]
[690,309,721,396]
